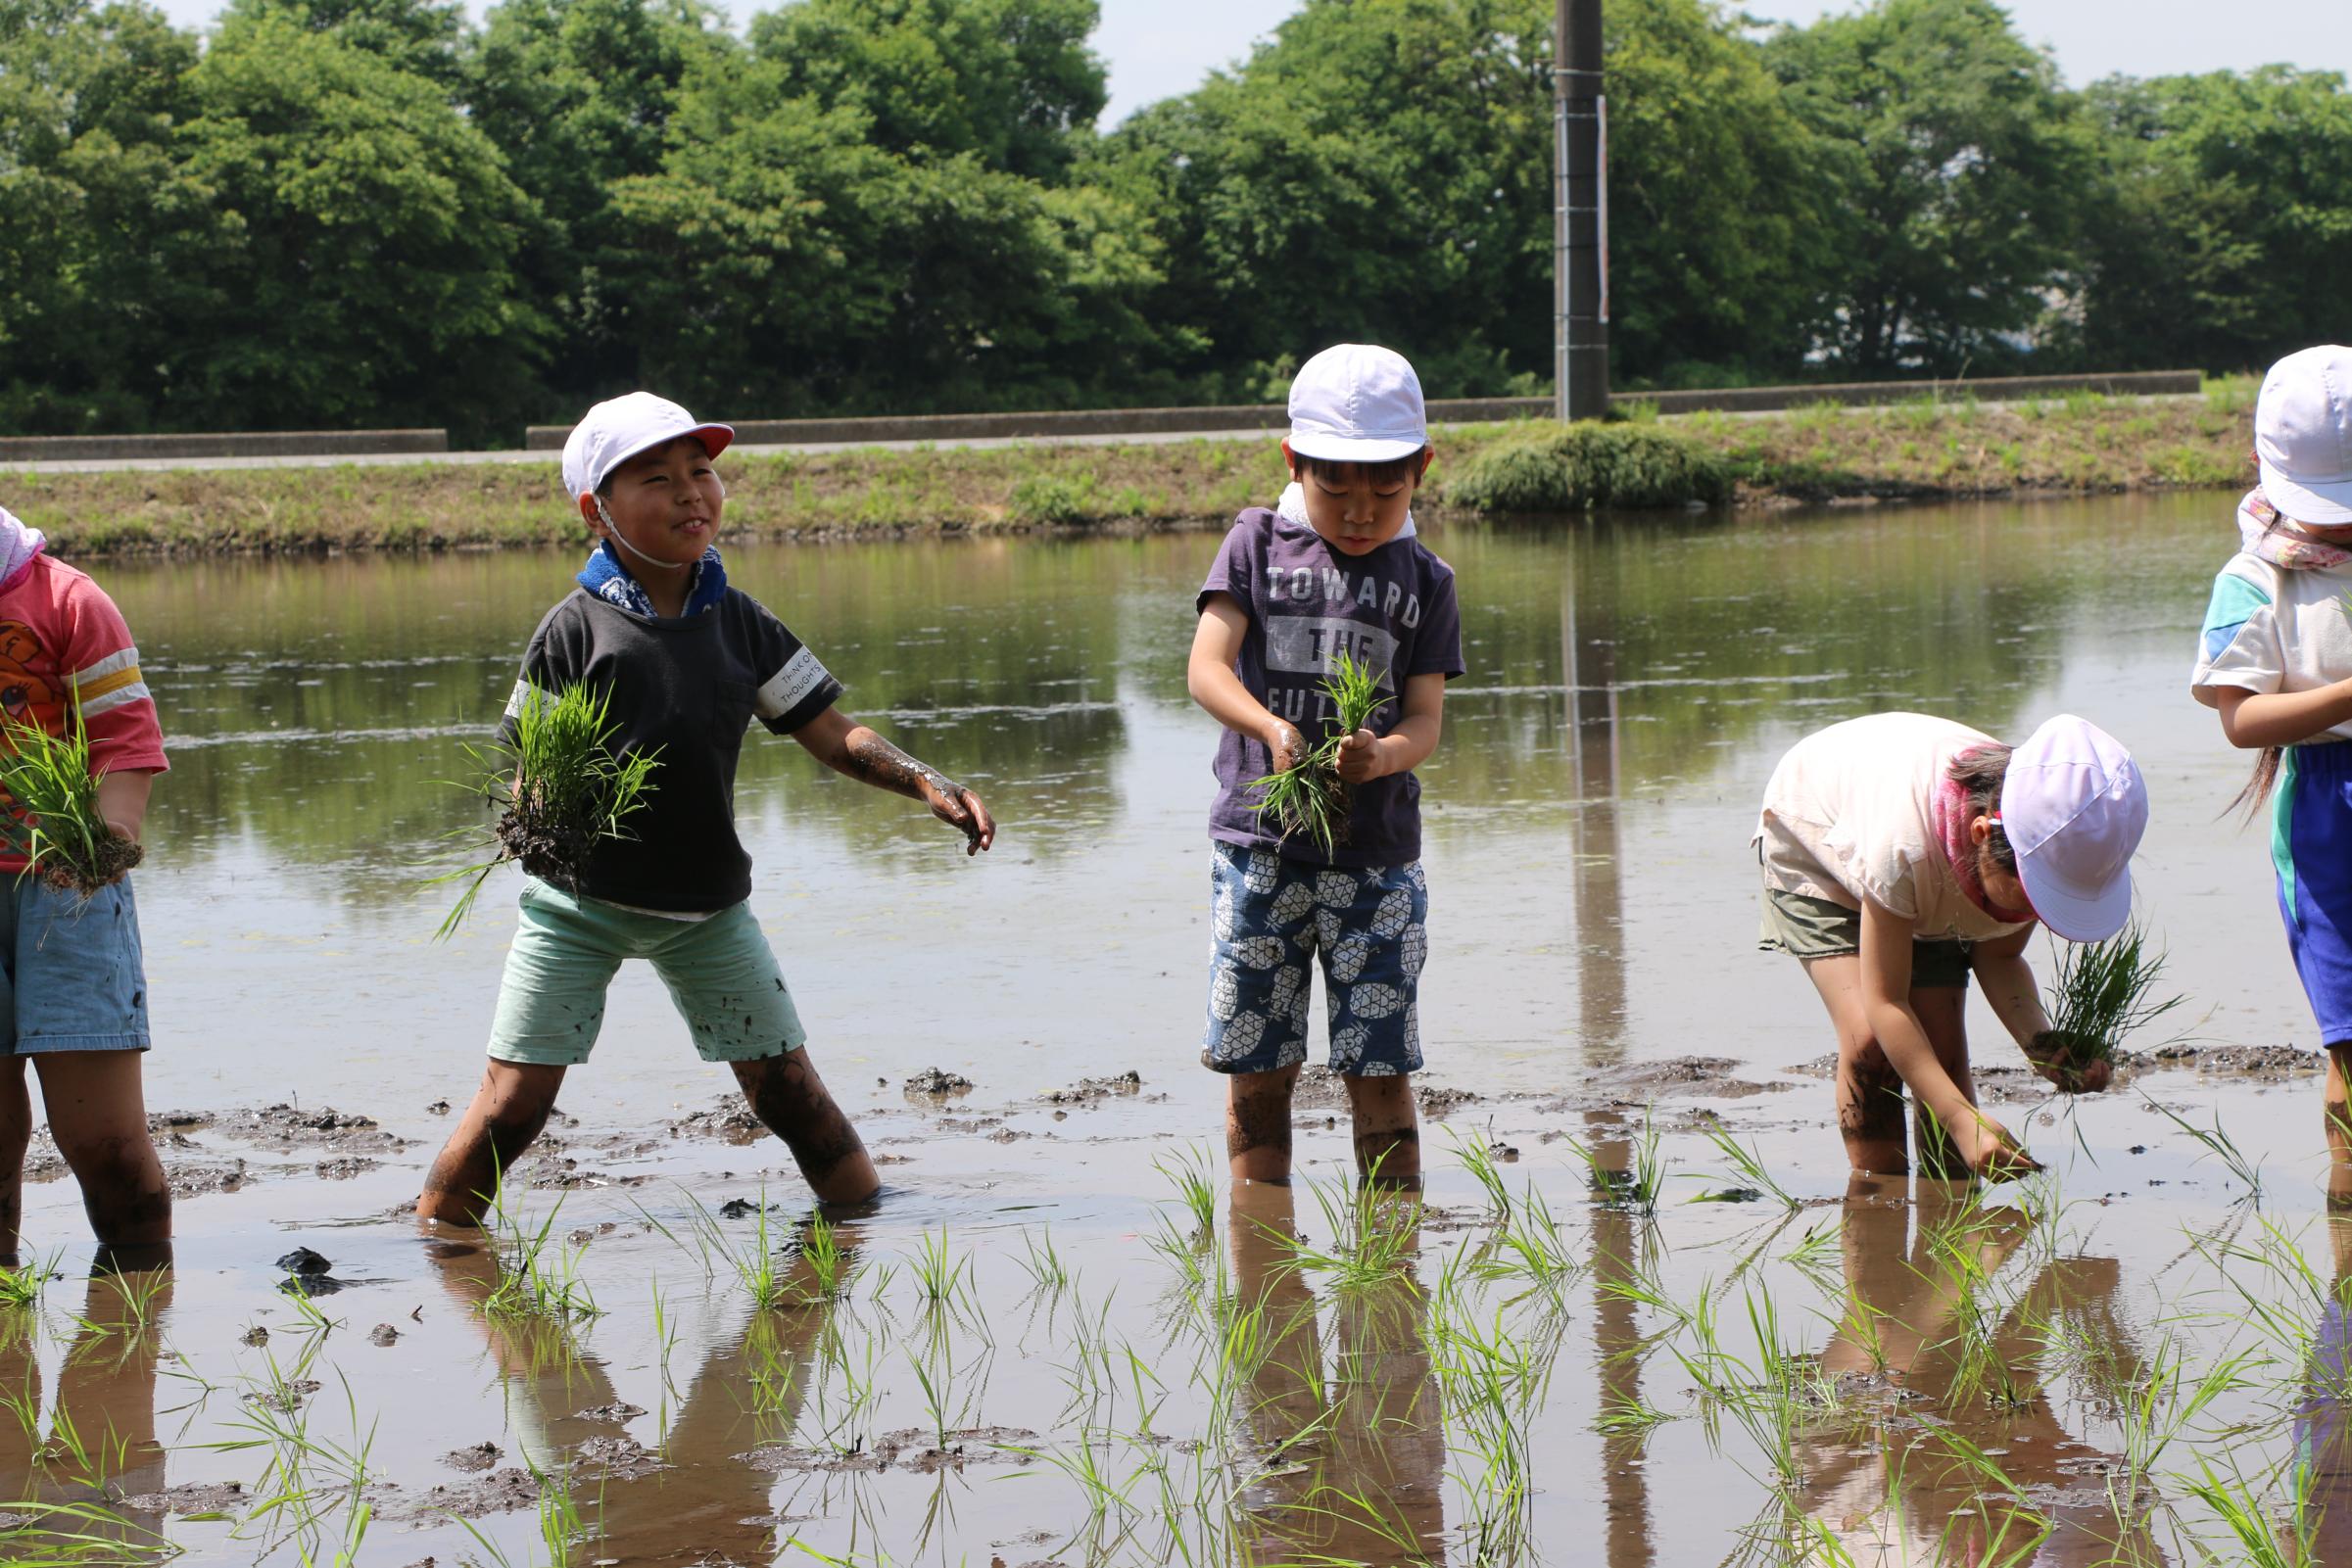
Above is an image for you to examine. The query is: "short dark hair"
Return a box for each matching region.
[1288,447,1429,487]
[1946,743,2016,873]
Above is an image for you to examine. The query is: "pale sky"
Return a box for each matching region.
[137,0,2352,129]
[1091,0,2352,125]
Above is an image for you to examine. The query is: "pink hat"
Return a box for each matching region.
[2002,715,2148,942]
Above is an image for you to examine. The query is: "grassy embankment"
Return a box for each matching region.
[6,378,2259,556]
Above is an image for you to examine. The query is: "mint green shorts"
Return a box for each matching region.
[486,879,807,1068]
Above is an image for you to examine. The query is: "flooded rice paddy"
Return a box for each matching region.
[7,493,2349,1565]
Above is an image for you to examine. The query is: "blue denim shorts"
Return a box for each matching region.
[1,875,150,1054]
[1201,844,1428,1077]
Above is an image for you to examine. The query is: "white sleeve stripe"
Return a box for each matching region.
[755,647,834,720]
[69,647,139,687]
[504,680,559,719]
[79,681,153,718]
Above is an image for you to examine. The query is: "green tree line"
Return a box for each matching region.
[2,0,2344,443]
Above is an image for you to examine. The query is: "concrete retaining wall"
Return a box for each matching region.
[0,429,449,462]
[521,370,2202,451]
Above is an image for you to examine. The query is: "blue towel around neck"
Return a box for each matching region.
[576,539,728,618]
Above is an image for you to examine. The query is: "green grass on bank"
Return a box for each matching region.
[4,383,2259,556]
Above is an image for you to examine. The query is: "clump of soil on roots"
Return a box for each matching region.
[32,830,141,896]
[495,788,597,891]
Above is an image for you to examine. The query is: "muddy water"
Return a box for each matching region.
[6,493,2347,1565]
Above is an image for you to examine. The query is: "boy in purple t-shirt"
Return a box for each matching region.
[1185,344,1465,1189]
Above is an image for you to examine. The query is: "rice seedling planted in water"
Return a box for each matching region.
[432,682,661,936]
[2037,920,2182,1083]
[0,704,140,897]
[1250,650,1388,856]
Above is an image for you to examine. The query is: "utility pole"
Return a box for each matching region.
[1555,0,1608,422]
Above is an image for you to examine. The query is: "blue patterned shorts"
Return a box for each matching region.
[1201,844,1428,1077]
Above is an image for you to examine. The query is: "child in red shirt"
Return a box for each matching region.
[0,503,171,1268]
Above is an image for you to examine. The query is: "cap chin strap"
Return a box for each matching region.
[594,497,691,574]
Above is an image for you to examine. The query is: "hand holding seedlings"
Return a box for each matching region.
[1264,718,1308,774]
[1963,1113,2043,1179]
[431,683,661,937]
[1334,727,1387,783]
[0,704,144,896]
[2027,1039,2112,1094]
[1249,650,1390,855]
[2032,920,2179,1093]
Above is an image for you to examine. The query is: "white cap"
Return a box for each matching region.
[1287,344,1428,462]
[560,392,735,500]
[2001,715,2148,943]
[2257,345,2352,526]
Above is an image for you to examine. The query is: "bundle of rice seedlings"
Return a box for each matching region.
[0,702,141,896]
[1250,650,1388,857]
[2037,919,2181,1084]
[433,683,659,937]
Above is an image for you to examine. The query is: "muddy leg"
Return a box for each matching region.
[1343,1072,1421,1189]
[731,1050,879,1206]
[31,1052,168,1259]
[1805,955,1910,1175]
[1226,1065,1301,1184]
[2325,1044,2352,1209]
[416,1060,566,1226]
[0,1058,26,1266]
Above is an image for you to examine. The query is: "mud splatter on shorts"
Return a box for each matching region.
[486,879,806,1067]
[1200,844,1427,1077]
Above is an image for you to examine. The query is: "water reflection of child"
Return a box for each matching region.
[2297,1209,2352,1558]
[0,1269,172,1548]
[415,395,996,1224]
[1805,1177,2151,1562]
[1185,347,1464,1188]
[0,502,171,1267]
[1225,1182,1445,1558]
[1755,712,2148,1176]
[2188,346,2352,1173]
[426,1226,830,1561]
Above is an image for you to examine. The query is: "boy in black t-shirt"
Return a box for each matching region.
[416,394,995,1224]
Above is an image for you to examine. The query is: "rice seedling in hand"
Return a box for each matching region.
[0,704,139,897]
[1249,650,1388,856]
[2034,920,2182,1091]
[431,682,661,937]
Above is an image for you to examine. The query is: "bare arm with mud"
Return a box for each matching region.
[1859,900,2037,1174]
[1188,594,1306,770]
[789,705,994,854]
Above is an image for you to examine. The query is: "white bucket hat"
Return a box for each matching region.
[2256,345,2352,526]
[1287,344,1428,463]
[561,392,735,501]
[2001,715,2148,943]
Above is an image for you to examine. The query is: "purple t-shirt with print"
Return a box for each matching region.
[1196,507,1465,868]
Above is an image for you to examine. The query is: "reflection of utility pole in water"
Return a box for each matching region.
[1568,555,1650,1559]
[1564,557,1628,1068]
[1588,1204,1655,1566]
